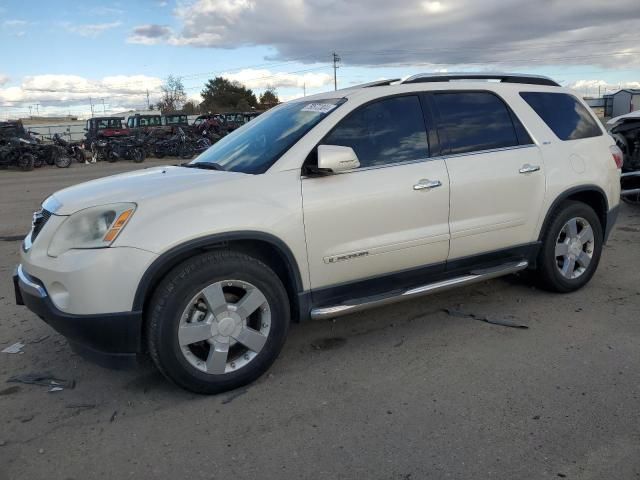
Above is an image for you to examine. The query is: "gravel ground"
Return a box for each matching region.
[0,161,639,480]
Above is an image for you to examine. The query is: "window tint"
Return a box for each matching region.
[520,92,602,140]
[323,95,429,168]
[434,92,520,155]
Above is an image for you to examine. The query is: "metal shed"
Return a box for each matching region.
[611,89,640,117]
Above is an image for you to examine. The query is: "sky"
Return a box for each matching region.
[1,0,640,119]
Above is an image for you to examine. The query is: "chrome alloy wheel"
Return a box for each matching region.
[178,280,271,374]
[554,217,595,280]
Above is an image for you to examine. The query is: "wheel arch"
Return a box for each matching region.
[538,185,609,242]
[133,231,306,322]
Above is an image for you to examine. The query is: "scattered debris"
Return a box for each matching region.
[7,372,75,390]
[0,386,20,396]
[221,389,248,405]
[311,337,347,350]
[443,308,529,329]
[393,339,404,348]
[38,448,44,454]
[0,440,6,447]
[2,342,25,354]
[28,335,49,344]
[110,411,118,423]
[17,414,34,423]
[65,403,96,410]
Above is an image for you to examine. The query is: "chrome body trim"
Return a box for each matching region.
[310,260,528,320]
[17,264,47,299]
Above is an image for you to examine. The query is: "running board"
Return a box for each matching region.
[309,260,529,320]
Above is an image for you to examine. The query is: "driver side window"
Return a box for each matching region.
[322,95,429,168]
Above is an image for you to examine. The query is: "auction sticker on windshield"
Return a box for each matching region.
[301,103,338,114]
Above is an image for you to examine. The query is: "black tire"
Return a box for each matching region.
[146,251,290,394]
[107,151,118,163]
[18,153,34,171]
[74,149,85,163]
[33,155,44,168]
[55,154,72,168]
[154,149,165,159]
[535,201,603,293]
[132,148,145,163]
[179,144,195,159]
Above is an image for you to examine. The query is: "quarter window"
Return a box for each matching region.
[433,92,522,155]
[323,95,429,168]
[520,92,602,141]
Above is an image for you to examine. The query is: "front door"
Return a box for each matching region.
[301,95,451,297]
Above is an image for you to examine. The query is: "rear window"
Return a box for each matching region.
[520,92,602,140]
[433,92,526,155]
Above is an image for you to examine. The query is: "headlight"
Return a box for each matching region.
[47,203,136,257]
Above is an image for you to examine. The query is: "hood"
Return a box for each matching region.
[47,165,245,215]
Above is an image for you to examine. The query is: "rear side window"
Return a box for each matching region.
[323,95,429,168]
[433,92,523,155]
[520,92,602,140]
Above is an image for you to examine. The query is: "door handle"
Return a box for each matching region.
[519,164,540,174]
[413,179,442,191]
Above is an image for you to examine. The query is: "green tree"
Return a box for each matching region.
[259,87,279,109]
[157,75,187,113]
[181,100,199,115]
[200,76,258,112]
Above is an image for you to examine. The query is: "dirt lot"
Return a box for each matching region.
[1,161,639,480]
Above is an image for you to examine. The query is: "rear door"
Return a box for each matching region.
[301,94,451,296]
[430,91,546,261]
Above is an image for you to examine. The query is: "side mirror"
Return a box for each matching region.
[317,145,360,173]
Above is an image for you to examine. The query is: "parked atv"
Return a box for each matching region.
[52,134,86,163]
[0,137,36,171]
[93,137,145,163]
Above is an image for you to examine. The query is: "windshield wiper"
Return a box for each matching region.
[180,162,226,171]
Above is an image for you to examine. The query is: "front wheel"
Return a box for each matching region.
[132,147,145,163]
[55,154,72,168]
[535,201,603,293]
[146,251,290,394]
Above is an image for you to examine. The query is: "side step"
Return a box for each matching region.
[310,260,528,320]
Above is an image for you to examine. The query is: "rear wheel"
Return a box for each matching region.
[535,201,603,292]
[17,153,34,171]
[146,251,290,394]
[54,153,72,168]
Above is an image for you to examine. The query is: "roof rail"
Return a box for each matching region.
[347,78,402,89]
[401,72,560,87]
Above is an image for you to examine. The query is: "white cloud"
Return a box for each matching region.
[3,19,28,27]
[222,68,333,90]
[129,0,640,70]
[64,21,122,37]
[0,74,163,112]
[127,24,173,45]
[568,79,640,94]
[0,74,10,86]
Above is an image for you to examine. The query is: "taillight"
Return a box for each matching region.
[610,145,624,169]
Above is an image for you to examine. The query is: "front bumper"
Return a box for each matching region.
[14,265,142,368]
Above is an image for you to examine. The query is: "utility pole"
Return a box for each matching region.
[34,103,40,115]
[146,89,150,109]
[332,52,341,91]
[89,97,94,117]
[303,82,306,97]
[101,98,106,114]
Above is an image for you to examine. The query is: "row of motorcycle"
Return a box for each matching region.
[90,127,212,164]
[0,124,214,172]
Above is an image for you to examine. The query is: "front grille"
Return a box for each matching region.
[31,209,52,241]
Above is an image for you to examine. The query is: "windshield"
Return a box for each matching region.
[191,98,345,174]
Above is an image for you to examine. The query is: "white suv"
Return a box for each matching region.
[14,73,621,393]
